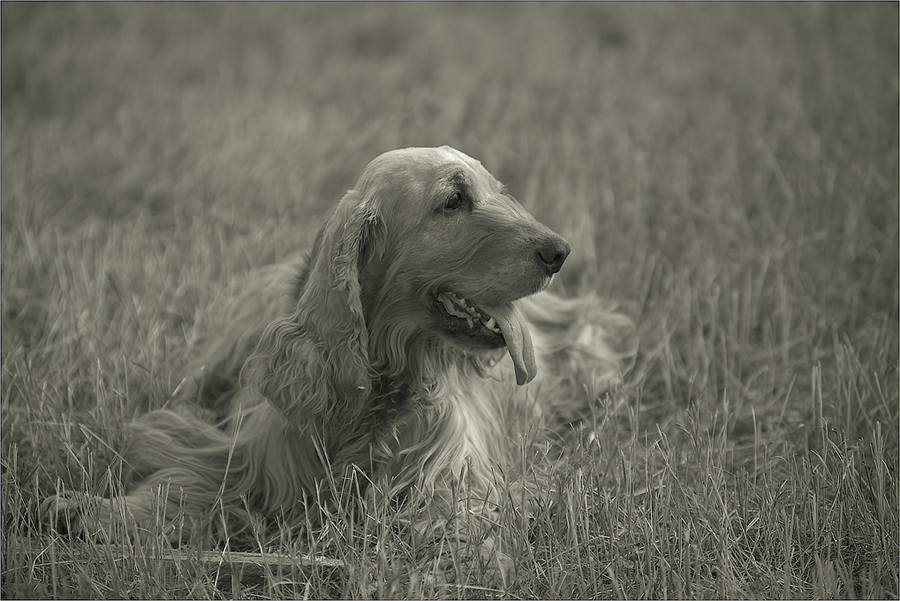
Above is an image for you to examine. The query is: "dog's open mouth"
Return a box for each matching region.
[433,291,537,385]
[436,291,503,337]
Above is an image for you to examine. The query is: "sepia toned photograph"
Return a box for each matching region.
[2,3,897,599]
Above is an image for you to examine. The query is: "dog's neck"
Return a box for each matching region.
[370,374,411,409]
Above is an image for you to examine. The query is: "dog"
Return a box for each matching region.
[45,146,637,579]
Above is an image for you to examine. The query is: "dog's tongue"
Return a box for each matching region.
[481,303,536,385]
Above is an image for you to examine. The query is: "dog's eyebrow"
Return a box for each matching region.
[448,170,468,188]
[439,170,474,200]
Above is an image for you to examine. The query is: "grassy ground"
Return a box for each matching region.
[2,3,898,599]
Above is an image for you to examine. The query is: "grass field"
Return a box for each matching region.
[2,3,898,599]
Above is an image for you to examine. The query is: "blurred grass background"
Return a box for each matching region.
[1,3,898,599]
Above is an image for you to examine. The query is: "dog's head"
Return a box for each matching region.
[351,146,569,385]
[249,147,569,426]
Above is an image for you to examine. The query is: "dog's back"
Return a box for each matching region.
[170,253,311,420]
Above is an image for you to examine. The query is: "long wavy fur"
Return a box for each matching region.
[45,146,638,572]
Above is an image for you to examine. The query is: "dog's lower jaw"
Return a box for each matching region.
[431,292,507,349]
[429,293,537,385]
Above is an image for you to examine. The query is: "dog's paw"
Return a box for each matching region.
[425,540,514,590]
[41,492,112,540]
[41,492,153,543]
[478,539,515,588]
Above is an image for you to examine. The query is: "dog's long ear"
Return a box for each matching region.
[245,190,379,428]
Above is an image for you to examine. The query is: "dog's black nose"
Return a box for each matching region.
[537,237,571,275]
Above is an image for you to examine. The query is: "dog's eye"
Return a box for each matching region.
[444,192,463,211]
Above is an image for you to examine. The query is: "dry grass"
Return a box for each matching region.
[2,3,898,599]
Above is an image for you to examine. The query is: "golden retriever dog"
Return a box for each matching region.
[45,146,637,580]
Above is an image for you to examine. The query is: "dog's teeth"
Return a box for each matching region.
[451,294,477,316]
[441,295,459,315]
[439,292,502,335]
[441,293,477,320]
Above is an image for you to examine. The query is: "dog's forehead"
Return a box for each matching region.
[372,147,499,186]
[429,147,501,191]
[433,146,482,169]
[357,147,505,213]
